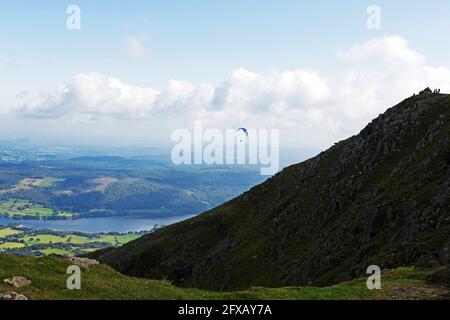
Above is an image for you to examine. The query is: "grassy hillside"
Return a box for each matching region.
[94,93,450,291]
[0,254,447,300]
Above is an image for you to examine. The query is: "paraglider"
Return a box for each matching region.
[237,128,249,142]
[237,128,248,136]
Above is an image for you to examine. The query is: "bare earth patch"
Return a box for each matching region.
[380,284,449,300]
[0,178,43,194]
[85,177,119,193]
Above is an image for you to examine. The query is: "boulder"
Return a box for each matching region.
[0,292,28,300]
[3,276,31,288]
[67,257,99,268]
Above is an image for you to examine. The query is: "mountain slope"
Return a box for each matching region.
[94,93,450,291]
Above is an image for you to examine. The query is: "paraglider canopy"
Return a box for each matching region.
[237,128,248,143]
[237,128,249,136]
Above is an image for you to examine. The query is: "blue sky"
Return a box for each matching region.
[3,0,450,87]
[1,1,450,147]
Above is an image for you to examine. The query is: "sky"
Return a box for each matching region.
[1,0,450,148]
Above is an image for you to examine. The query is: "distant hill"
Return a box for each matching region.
[94,92,450,291]
[70,156,128,162]
[0,156,264,219]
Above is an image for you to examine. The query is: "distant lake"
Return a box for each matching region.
[0,215,194,233]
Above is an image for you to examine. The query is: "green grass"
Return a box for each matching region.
[0,227,23,238]
[21,234,73,245]
[20,234,139,247]
[0,242,26,249]
[98,234,140,245]
[0,199,73,218]
[39,248,73,256]
[0,254,446,300]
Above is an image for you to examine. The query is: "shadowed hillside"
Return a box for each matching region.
[93,92,450,291]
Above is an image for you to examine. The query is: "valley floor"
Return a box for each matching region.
[0,254,448,300]
[0,226,142,256]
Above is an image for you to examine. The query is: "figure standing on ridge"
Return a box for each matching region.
[420,87,433,94]
[419,87,443,95]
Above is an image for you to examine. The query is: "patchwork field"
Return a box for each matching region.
[0,199,73,219]
[20,234,140,246]
[0,242,25,249]
[0,227,23,238]
[0,226,141,257]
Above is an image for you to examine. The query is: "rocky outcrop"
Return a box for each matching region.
[3,276,31,288]
[0,292,28,300]
[67,257,99,268]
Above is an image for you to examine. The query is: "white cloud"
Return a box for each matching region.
[72,72,159,118]
[332,36,450,133]
[15,84,71,119]
[16,72,160,119]
[337,36,424,66]
[13,36,450,147]
[212,68,329,112]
